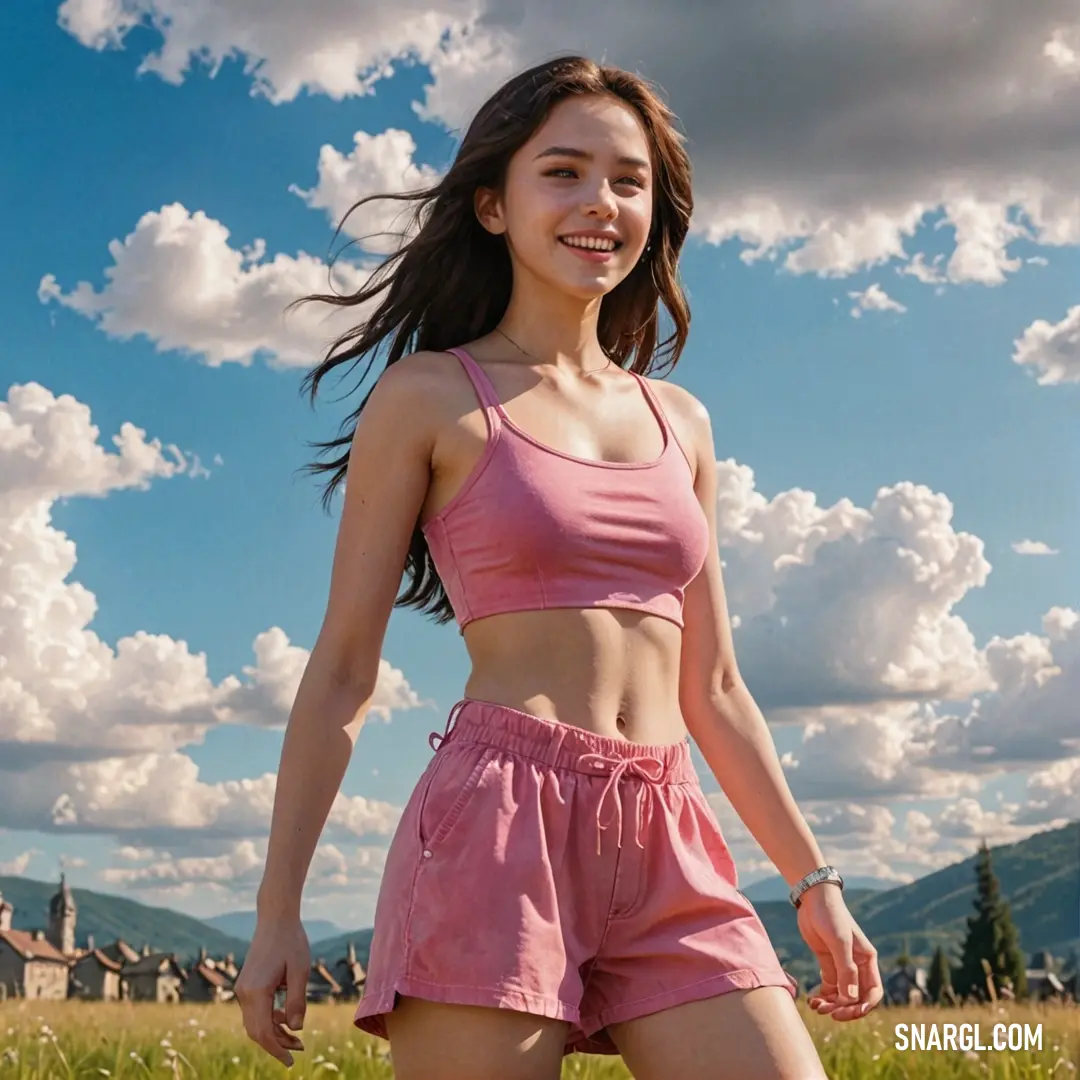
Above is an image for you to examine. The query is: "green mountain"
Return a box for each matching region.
[311,820,1079,986]
[0,876,248,964]
[308,926,375,966]
[204,909,342,944]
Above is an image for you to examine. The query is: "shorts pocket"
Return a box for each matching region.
[689,785,740,889]
[414,743,498,852]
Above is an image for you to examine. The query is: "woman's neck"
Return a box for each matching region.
[494,297,607,374]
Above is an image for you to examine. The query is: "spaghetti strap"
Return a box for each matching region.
[446,347,503,413]
[631,371,694,476]
[629,371,673,440]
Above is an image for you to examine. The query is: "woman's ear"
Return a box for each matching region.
[474,186,506,236]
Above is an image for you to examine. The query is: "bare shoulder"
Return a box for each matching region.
[365,349,465,436]
[646,376,711,428]
[373,349,459,402]
[379,347,480,401]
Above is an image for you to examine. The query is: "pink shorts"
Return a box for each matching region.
[354,699,798,1056]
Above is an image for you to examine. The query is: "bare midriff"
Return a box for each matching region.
[460,607,688,745]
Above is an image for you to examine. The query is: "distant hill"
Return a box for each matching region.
[204,910,342,944]
[743,873,894,903]
[312,820,1080,984]
[0,876,248,964]
[309,926,375,967]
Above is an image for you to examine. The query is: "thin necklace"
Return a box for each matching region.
[494,326,613,377]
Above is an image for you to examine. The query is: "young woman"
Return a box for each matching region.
[235,54,883,1080]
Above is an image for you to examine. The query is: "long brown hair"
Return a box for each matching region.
[293,54,695,624]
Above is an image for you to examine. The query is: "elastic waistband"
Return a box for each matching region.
[430,697,697,785]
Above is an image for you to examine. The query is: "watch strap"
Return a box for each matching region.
[789,865,844,908]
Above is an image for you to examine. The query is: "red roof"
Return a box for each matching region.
[193,962,231,989]
[74,949,123,973]
[110,940,141,964]
[0,930,69,964]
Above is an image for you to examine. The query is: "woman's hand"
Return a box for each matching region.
[797,884,884,1021]
[234,917,311,1067]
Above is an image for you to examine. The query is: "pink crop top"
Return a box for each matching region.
[422,347,711,631]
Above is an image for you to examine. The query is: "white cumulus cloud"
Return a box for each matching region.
[717,464,992,709]
[927,607,1080,768]
[38,204,377,368]
[848,283,908,319]
[289,128,444,253]
[1013,303,1080,385]
[1012,539,1061,556]
[0,383,420,849]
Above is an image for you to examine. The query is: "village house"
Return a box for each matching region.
[883,958,929,1005]
[328,941,366,1001]
[1,876,372,1006]
[70,936,124,1001]
[183,948,236,1003]
[303,941,367,1003]
[1024,950,1076,1002]
[0,883,75,1000]
[122,948,186,1003]
[99,939,141,967]
[0,880,192,1003]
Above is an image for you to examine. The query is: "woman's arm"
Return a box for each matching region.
[257,354,442,919]
[674,393,827,887]
[237,354,443,1065]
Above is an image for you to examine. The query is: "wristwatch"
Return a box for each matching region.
[789,865,844,908]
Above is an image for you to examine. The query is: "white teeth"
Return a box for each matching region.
[561,236,617,251]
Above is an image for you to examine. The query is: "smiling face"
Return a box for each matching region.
[475,94,655,302]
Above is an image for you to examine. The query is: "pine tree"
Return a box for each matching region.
[926,944,953,1004]
[955,840,1029,1000]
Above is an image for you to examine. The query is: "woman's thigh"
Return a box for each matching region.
[606,986,827,1080]
[385,996,570,1080]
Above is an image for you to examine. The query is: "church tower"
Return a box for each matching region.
[47,873,76,955]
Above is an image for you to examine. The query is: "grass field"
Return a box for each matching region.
[1,1000,1077,1078]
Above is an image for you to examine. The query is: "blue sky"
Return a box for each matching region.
[1,2,1077,931]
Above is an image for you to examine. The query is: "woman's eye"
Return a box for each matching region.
[545,168,643,188]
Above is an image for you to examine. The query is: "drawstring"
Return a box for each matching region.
[579,752,666,855]
[429,700,468,752]
[428,702,669,855]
